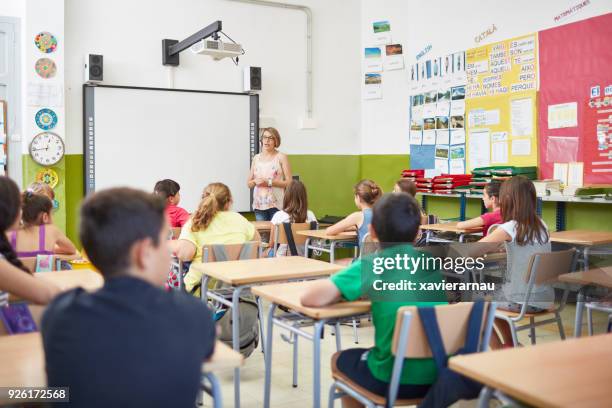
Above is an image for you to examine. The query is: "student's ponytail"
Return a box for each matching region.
[0,176,30,273]
[191,183,232,231]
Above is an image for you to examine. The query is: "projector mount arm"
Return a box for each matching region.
[162,20,222,66]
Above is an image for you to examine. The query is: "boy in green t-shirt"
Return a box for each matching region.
[301,192,447,404]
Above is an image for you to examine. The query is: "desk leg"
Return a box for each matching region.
[334,322,342,351]
[477,386,493,408]
[459,233,465,243]
[583,247,590,270]
[263,304,278,408]
[232,286,245,408]
[330,241,336,264]
[305,238,311,258]
[313,320,326,408]
[574,287,585,338]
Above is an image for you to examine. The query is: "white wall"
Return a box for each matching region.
[65,0,361,156]
[361,0,612,155]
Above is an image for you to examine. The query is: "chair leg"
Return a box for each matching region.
[587,307,594,336]
[529,316,536,345]
[352,319,359,344]
[257,296,266,353]
[292,333,299,388]
[556,312,566,340]
[328,382,337,408]
[509,321,520,347]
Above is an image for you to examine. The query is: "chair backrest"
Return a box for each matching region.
[274,223,313,247]
[202,241,261,263]
[359,232,378,258]
[524,248,576,285]
[391,302,493,358]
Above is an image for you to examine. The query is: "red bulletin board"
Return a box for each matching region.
[538,13,612,184]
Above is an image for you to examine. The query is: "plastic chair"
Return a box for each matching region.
[586,301,612,335]
[270,222,317,257]
[495,248,576,346]
[328,302,497,407]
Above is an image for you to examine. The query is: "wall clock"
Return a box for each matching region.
[29,132,65,166]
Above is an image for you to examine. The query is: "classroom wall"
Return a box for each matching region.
[62,0,363,241]
[359,0,612,231]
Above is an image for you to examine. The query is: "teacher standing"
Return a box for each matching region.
[247,127,292,221]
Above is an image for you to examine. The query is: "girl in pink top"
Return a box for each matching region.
[247,128,292,221]
[457,180,502,236]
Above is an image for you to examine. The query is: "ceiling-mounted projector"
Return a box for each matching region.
[190,39,243,60]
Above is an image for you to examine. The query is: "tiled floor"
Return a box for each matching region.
[204,304,610,407]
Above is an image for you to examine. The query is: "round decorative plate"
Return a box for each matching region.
[35,168,59,189]
[35,58,57,79]
[35,108,58,130]
[34,32,58,53]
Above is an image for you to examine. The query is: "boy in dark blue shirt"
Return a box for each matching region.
[42,188,216,407]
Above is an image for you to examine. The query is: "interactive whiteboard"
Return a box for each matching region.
[84,85,258,212]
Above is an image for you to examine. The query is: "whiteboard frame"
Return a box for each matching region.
[83,84,259,211]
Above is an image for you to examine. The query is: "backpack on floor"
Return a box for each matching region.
[215,297,259,358]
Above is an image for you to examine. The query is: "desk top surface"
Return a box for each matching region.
[191,256,342,286]
[296,230,358,241]
[420,222,483,234]
[558,266,612,289]
[550,230,612,246]
[449,333,612,408]
[0,333,239,404]
[35,269,104,292]
[252,280,371,320]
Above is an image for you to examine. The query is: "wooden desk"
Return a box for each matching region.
[449,333,612,408]
[193,256,342,408]
[420,222,482,243]
[0,333,239,408]
[559,266,612,289]
[296,230,358,263]
[192,256,341,286]
[253,281,371,408]
[35,269,104,292]
[559,266,612,338]
[550,230,612,246]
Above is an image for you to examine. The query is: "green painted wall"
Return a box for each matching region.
[289,154,360,217]
[359,154,409,193]
[65,154,84,245]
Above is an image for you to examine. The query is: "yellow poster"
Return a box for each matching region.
[465,33,539,171]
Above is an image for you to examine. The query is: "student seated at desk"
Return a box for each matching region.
[0,176,59,304]
[172,182,260,294]
[42,187,216,408]
[10,190,77,260]
[326,179,382,243]
[480,176,551,345]
[154,178,190,228]
[394,178,428,225]
[302,193,447,404]
[269,180,317,256]
[457,180,502,237]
